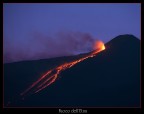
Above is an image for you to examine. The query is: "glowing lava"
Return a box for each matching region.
[93,40,105,50]
[21,41,105,97]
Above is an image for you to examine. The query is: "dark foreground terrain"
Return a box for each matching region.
[4,34,140,107]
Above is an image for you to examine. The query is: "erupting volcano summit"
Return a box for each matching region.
[21,41,105,97]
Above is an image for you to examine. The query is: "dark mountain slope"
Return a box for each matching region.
[4,34,140,107]
[4,51,90,105]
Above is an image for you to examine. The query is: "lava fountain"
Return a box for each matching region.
[21,40,105,97]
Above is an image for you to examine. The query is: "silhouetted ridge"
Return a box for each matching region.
[105,34,140,49]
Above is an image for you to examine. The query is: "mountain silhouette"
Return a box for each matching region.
[4,34,140,107]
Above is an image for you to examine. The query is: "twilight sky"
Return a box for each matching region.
[3,3,140,63]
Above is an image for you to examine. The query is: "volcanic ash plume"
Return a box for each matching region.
[4,32,96,63]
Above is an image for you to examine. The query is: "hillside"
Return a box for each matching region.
[4,34,140,107]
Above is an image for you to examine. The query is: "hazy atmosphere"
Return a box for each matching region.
[3,3,140,63]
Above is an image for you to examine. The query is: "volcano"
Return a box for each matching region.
[4,34,140,107]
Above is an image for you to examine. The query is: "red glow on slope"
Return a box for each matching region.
[21,41,105,97]
[93,40,105,50]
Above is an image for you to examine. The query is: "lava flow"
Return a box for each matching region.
[21,41,105,97]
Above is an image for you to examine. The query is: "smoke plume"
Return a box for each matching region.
[4,31,97,63]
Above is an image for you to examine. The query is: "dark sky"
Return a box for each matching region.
[3,3,140,63]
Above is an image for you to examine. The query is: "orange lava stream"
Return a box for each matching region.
[21,43,105,97]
